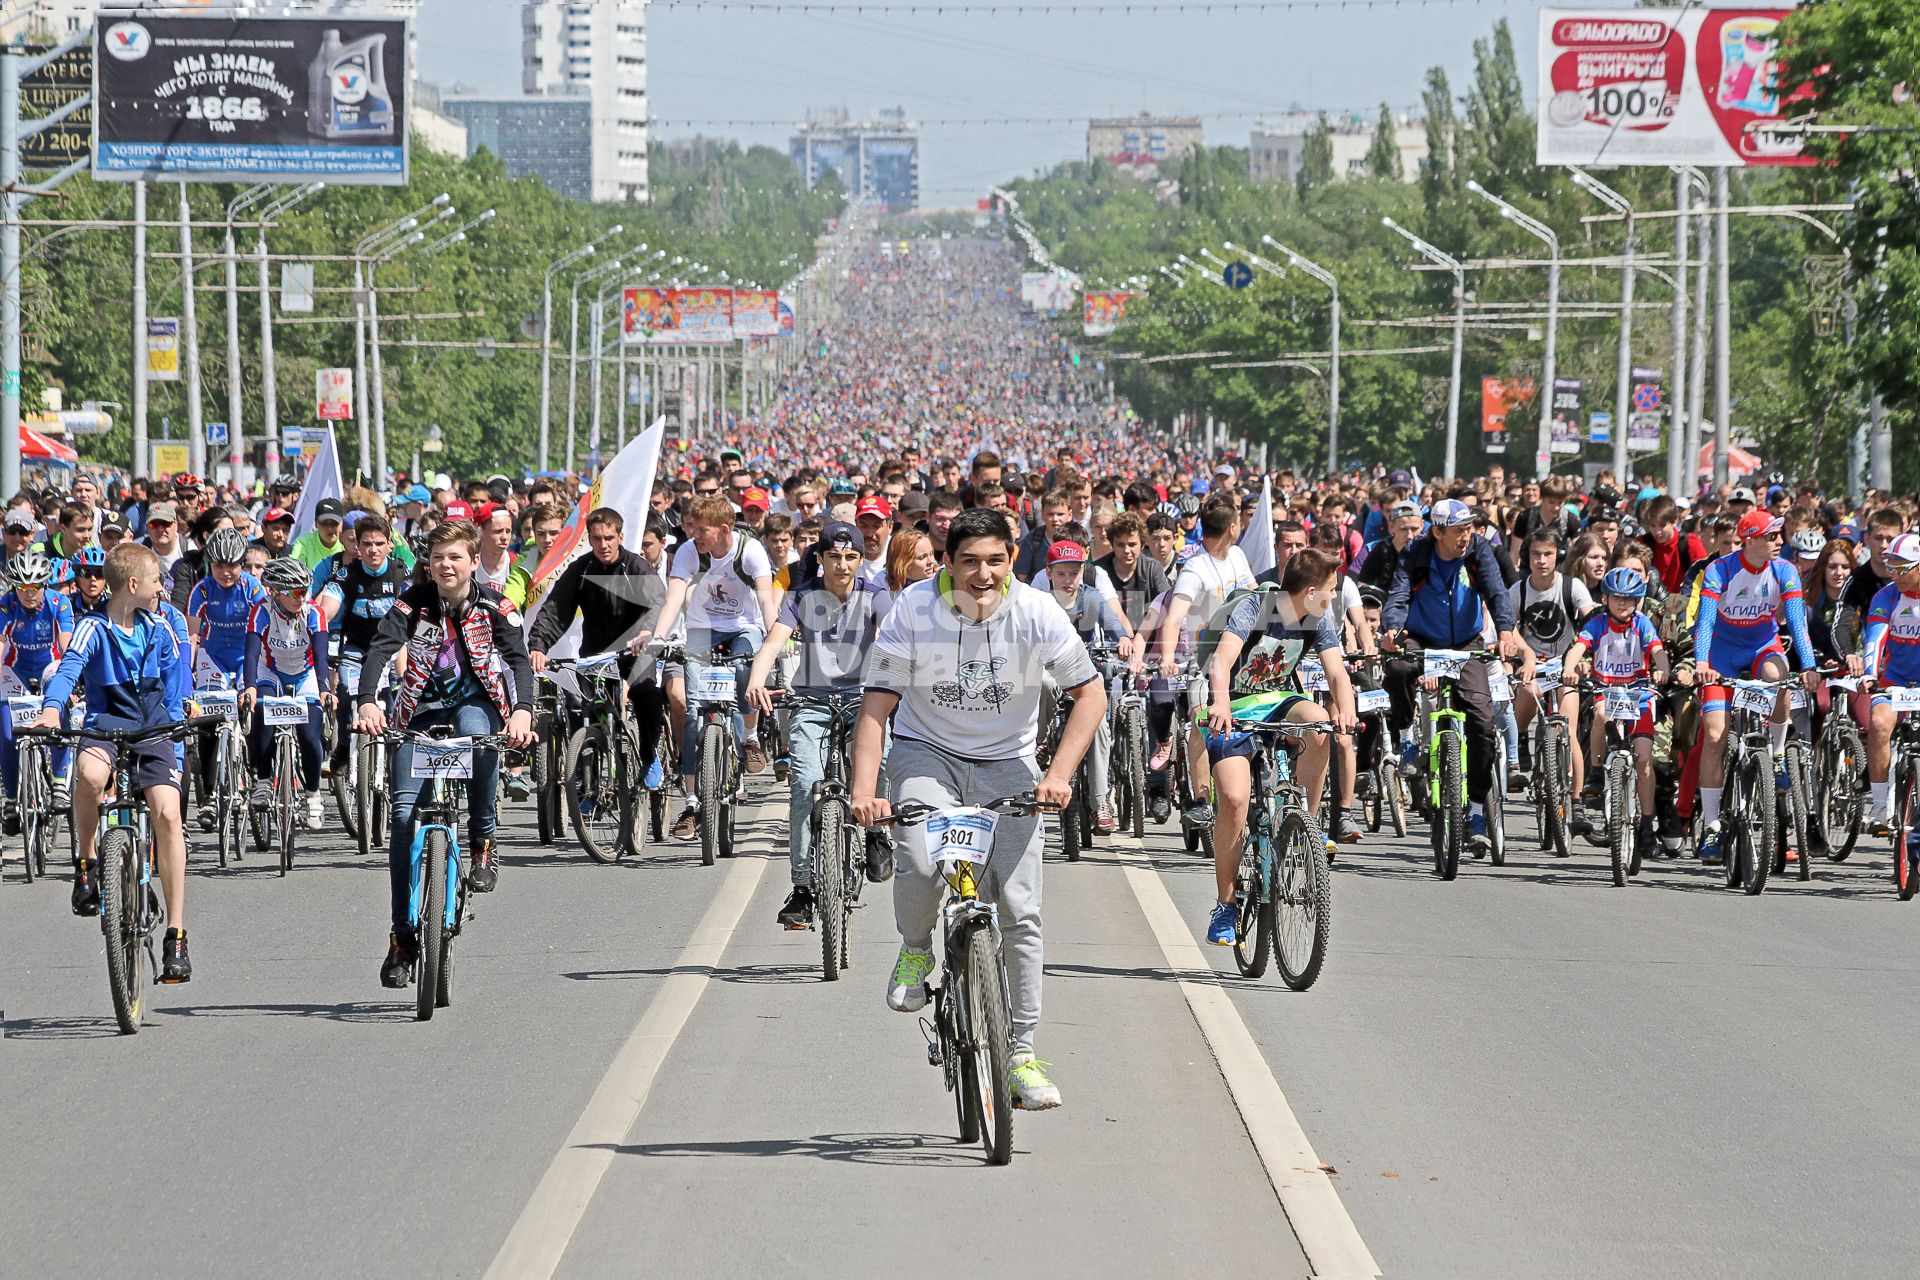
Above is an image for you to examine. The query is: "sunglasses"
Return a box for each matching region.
[147,519,174,529]
[80,568,105,580]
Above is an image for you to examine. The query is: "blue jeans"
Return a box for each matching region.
[785,703,832,886]
[680,627,761,778]
[387,700,503,934]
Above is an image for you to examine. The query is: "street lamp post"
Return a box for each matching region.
[1252,236,1341,472]
[566,249,645,473]
[253,181,325,482]
[222,184,270,483]
[1570,167,1639,485]
[1465,180,1560,480]
[354,193,448,485]
[540,224,622,474]
[1382,217,1467,478]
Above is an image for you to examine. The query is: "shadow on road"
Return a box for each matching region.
[584,1131,989,1167]
[1,1015,126,1041]
[563,962,821,985]
[151,1000,410,1024]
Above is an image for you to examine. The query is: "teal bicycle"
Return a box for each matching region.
[1227,716,1337,990]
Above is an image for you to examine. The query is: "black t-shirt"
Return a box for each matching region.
[1092,551,1170,630]
[1842,562,1890,617]
[325,558,411,652]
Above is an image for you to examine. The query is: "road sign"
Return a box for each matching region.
[206,421,229,448]
[1222,261,1254,290]
[282,426,303,458]
[280,263,315,314]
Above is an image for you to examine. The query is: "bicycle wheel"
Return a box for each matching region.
[963,925,1015,1166]
[1540,721,1571,859]
[1896,762,1919,901]
[814,800,847,981]
[566,725,623,864]
[219,731,245,867]
[1786,741,1813,881]
[695,724,724,866]
[1076,758,1097,852]
[650,785,668,845]
[1722,761,1748,891]
[97,827,147,1035]
[1365,758,1383,834]
[1435,730,1463,881]
[275,736,297,876]
[417,827,447,1022]
[437,875,458,1011]
[1386,760,1407,838]
[20,745,46,884]
[1059,789,1082,861]
[355,736,377,859]
[1273,809,1333,991]
[1606,752,1633,887]
[333,722,360,840]
[1820,720,1864,862]
[1122,705,1148,839]
[614,728,643,859]
[1741,754,1774,896]
[941,984,978,1145]
[532,725,562,846]
[371,740,390,851]
[1486,782,1506,868]
[1231,818,1272,979]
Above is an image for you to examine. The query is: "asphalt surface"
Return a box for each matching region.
[5,770,1919,1279]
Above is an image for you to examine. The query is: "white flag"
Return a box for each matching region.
[1238,477,1275,578]
[289,428,342,539]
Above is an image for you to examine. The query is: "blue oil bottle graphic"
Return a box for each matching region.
[308,29,395,139]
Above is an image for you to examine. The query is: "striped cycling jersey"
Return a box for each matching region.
[1577,610,1663,683]
[247,599,327,683]
[1864,582,1920,686]
[0,589,72,683]
[1694,552,1815,668]
[188,573,266,676]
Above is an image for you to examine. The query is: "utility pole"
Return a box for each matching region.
[132,181,149,478]
[257,226,279,482]
[178,183,205,477]
[1666,170,1690,498]
[1712,168,1732,490]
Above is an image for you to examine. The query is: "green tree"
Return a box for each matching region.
[1297,115,1334,196]
[1462,19,1534,183]
[1420,67,1459,211]
[1366,103,1401,181]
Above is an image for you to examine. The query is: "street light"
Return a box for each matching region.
[352,197,451,485]
[568,249,646,472]
[540,224,623,472]
[1466,179,1560,480]
[1568,167,1638,483]
[425,207,495,255]
[248,180,325,482]
[1251,236,1342,472]
[1382,216,1467,479]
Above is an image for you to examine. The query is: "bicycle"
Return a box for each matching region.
[1716,677,1796,896]
[881,793,1050,1167]
[1104,659,1149,841]
[1523,657,1574,859]
[380,727,513,1021]
[20,715,220,1034]
[786,690,869,980]
[686,647,755,867]
[1166,661,1214,860]
[1580,677,1658,887]
[1882,685,1920,900]
[1224,715,1336,990]
[1816,673,1867,863]
[1039,674,1100,862]
[1777,682,1818,882]
[551,653,641,864]
[7,691,61,883]
[529,665,575,847]
[190,684,250,868]
[1407,647,1498,881]
[251,694,314,876]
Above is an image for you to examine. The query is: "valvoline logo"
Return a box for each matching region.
[333,67,369,105]
[103,21,151,61]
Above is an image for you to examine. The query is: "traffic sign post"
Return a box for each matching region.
[1222,261,1254,290]
[207,421,229,449]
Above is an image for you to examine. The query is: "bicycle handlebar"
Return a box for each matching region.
[878,792,1055,827]
[17,713,227,744]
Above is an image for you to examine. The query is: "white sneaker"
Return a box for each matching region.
[305,793,326,829]
[886,946,934,1013]
[1010,1055,1063,1110]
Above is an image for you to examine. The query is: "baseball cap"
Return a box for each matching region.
[4,510,34,532]
[1213,463,1235,479]
[1429,498,1474,528]
[146,501,179,524]
[472,502,501,523]
[1389,498,1422,519]
[1730,486,1757,504]
[315,498,345,524]
[443,500,475,521]
[1886,533,1920,569]
[1047,539,1088,565]
[816,520,862,553]
[404,483,431,505]
[741,487,770,512]
[262,505,294,525]
[1736,510,1784,540]
[1585,506,1621,526]
[101,515,128,537]
[1190,478,1211,496]
[855,496,892,521]
[1766,485,1788,503]
[1833,522,1861,544]
[1387,468,1414,489]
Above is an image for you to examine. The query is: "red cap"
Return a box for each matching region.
[262,505,294,524]
[741,487,770,511]
[472,501,499,523]
[443,500,475,521]
[1736,511,1783,541]
[1047,539,1088,565]
[855,496,892,520]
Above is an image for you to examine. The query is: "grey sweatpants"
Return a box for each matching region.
[889,737,1044,1056]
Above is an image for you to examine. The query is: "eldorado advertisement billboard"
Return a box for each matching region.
[1537,8,1812,167]
[1083,291,1140,338]
[93,15,410,184]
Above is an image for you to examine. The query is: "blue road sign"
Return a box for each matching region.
[1223,261,1254,290]
[206,420,228,448]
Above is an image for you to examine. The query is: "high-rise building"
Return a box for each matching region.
[1086,114,1203,175]
[789,108,918,211]
[520,0,647,203]
[442,95,592,201]
[1250,112,1428,185]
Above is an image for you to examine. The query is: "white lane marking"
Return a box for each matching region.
[486,849,768,1280]
[1114,842,1382,1280]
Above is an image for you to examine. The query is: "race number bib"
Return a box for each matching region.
[1296,659,1328,693]
[261,696,308,726]
[1489,672,1512,704]
[924,806,999,866]
[1423,650,1469,680]
[195,689,239,721]
[1788,685,1808,711]
[1164,674,1188,693]
[1888,686,1920,713]
[0,666,24,698]
[1732,684,1776,718]
[1603,688,1642,721]
[1356,687,1390,714]
[410,739,475,779]
[1536,659,1562,694]
[693,665,737,706]
[8,695,40,730]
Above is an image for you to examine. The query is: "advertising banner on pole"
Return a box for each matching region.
[316,367,352,420]
[145,318,181,382]
[777,295,795,335]
[664,288,733,345]
[1480,376,1533,455]
[20,43,92,169]
[1628,366,1664,453]
[1082,291,1140,338]
[623,287,670,343]
[93,16,411,185]
[1550,377,1586,454]
[1536,9,1813,167]
[731,289,780,338]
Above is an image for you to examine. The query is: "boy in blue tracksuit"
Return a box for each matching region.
[0,552,74,830]
[34,543,196,981]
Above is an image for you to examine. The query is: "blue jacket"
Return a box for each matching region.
[1381,533,1516,649]
[41,605,192,734]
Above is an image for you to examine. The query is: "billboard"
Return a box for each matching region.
[1549,377,1585,455]
[1083,291,1140,338]
[1481,377,1533,456]
[732,289,780,338]
[1537,9,1813,167]
[20,43,92,168]
[93,16,410,184]
[622,288,734,345]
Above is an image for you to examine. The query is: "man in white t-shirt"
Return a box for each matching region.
[1153,496,1256,824]
[853,508,1105,1113]
[634,495,778,838]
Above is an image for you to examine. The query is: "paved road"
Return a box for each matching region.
[4,775,1918,1279]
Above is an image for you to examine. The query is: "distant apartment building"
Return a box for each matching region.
[442,95,592,201]
[790,108,919,211]
[521,0,648,202]
[1087,114,1203,176]
[1250,112,1428,185]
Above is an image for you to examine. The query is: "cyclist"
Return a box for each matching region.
[69,547,110,619]
[354,520,538,988]
[852,507,1106,1112]
[0,551,73,831]
[243,557,332,830]
[34,543,195,981]
[317,513,412,782]
[1509,528,1594,830]
[745,519,895,929]
[1692,510,1819,865]
[1380,498,1524,857]
[185,528,264,829]
[1563,567,1670,866]
[1199,547,1353,945]
[1155,497,1257,826]
[1861,533,1920,833]
[1044,535,1137,835]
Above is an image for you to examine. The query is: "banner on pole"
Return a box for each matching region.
[731,289,779,337]
[1550,377,1586,454]
[1082,291,1140,338]
[1628,366,1664,453]
[1480,376,1533,456]
[1536,8,1814,167]
[316,367,352,420]
[20,42,92,168]
[623,287,733,345]
[145,318,181,382]
[93,15,411,185]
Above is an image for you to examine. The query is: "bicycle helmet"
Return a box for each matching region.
[1600,567,1648,599]
[204,527,249,565]
[1788,529,1826,558]
[1885,533,1920,570]
[6,550,51,586]
[72,546,106,571]
[1155,501,1183,521]
[1175,495,1201,518]
[261,556,312,593]
[48,558,73,588]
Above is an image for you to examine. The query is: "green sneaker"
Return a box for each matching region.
[1010,1056,1062,1110]
[886,946,934,1012]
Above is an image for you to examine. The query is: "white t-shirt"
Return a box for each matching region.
[1172,544,1257,625]
[669,532,773,632]
[868,578,1098,761]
